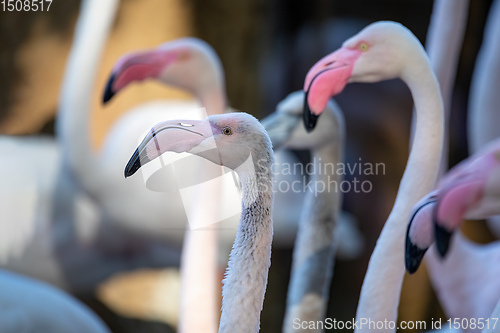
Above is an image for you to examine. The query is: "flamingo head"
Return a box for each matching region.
[303,21,425,131]
[103,37,224,103]
[262,91,343,150]
[405,191,438,274]
[125,112,272,178]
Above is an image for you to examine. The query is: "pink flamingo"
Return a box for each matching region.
[468,0,500,237]
[124,112,275,332]
[404,0,500,328]
[406,184,500,324]
[303,21,444,331]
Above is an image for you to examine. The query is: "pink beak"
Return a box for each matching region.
[124,119,215,178]
[103,49,179,103]
[303,47,362,131]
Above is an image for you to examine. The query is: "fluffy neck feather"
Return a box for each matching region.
[354,46,444,332]
[218,151,274,333]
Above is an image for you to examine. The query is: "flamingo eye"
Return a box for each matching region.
[359,43,368,51]
[221,127,232,135]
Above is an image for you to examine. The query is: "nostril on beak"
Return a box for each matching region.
[325,61,335,67]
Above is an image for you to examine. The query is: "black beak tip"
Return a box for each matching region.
[434,221,453,258]
[103,73,116,104]
[124,148,142,178]
[302,90,319,133]
[405,223,428,274]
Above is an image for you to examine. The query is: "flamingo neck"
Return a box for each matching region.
[355,56,444,332]
[468,0,500,154]
[56,0,118,189]
[283,133,344,329]
[425,0,468,176]
[198,83,228,116]
[218,153,274,333]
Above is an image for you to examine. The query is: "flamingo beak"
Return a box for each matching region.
[405,198,436,274]
[124,119,215,178]
[103,49,179,103]
[303,47,362,131]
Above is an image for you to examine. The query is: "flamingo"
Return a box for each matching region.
[262,91,363,331]
[402,1,500,328]
[406,186,500,323]
[0,269,110,333]
[0,0,180,294]
[424,0,469,177]
[303,22,444,332]
[58,2,222,242]
[468,0,500,237]
[124,112,275,332]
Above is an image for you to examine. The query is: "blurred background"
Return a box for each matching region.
[0,0,496,332]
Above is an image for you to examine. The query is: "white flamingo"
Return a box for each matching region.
[124,112,275,332]
[0,0,180,294]
[303,22,444,332]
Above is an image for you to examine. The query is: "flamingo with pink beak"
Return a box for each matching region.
[404,149,500,321]
[303,21,444,332]
[406,138,500,269]
[102,37,226,115]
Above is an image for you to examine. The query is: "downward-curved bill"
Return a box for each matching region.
[124,119,214,178]
[405,198,437,274]
[302,47,361,131]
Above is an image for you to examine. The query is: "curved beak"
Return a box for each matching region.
[103,49,179,104]
[405,197,436,274]
[124,119,214,178]
[261,112,300,150]
[303,47,361,131]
